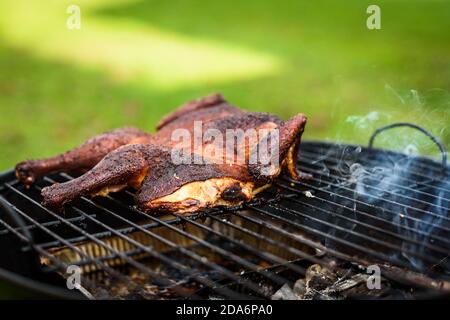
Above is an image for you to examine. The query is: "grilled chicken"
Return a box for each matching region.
[16,94,307,214]
[15,127,152,186]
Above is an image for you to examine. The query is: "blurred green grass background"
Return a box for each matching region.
[0,0,449,299]
[0,0,449,170]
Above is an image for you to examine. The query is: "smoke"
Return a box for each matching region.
[312,87,450,274]
[348,156,449,272]
[346,111,388,131]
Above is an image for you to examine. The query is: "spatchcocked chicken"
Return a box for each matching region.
[15,94,307,214]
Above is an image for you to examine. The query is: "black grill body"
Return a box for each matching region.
[0,141,449,299]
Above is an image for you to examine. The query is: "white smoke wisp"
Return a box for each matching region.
[340,151,450,273]
[309,86,449,272]
[346,111,381,131]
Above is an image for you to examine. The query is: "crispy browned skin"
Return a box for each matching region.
[156,93,227,130]
[15,127,152,186]
[18,94,307,214]
[41,144,253,210]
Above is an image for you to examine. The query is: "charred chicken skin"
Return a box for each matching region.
[16,94,307,214]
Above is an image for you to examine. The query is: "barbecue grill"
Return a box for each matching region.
[0,123,449,300]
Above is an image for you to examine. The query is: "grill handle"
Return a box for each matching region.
[368,122,447,168]
[0,196,33,243]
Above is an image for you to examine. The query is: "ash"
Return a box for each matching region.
[272,262,413,300]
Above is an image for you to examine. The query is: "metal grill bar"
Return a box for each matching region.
[74,203,290,297]
[269,197,446,267]
[0,214,95,237]
[294,169,450,230]
[107,189,300,294]
[300,151,450,205]
[297,157,450,214]
[175,214,307,277]
[57,173,308,298]
[278,191,449,259]
[281,179,450,238]
[97,187,336,294]
[1,141,449,299]
[62,206,241,299]
[300,148,450,193]
[0,194,122,296]
[3,183,199,298]
[203,212,325,266]
[272,183,450,253]
[232,207,448,291]
[247,203,425,269]
[303,142,448,175]
[0,215,73,281]
[41,177,269,299]
[2,189,131,283]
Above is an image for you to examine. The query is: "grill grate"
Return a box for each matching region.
[0,141,449,299]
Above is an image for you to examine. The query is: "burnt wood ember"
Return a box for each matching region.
[0,141,449,299]
[271,262,408,300]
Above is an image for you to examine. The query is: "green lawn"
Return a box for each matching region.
[0,0,449,170]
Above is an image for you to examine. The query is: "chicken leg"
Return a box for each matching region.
[16,127,151,186]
